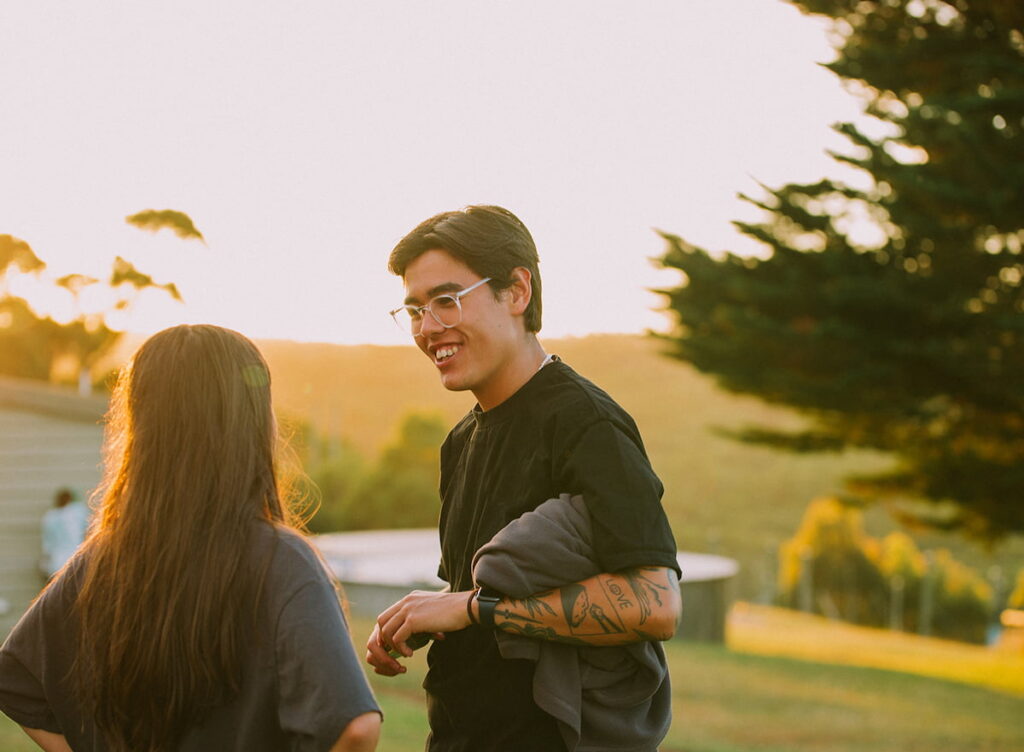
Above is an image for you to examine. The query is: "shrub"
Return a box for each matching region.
[296,411,447,533]
[779,497,993,643]
[1009,570,1024,611]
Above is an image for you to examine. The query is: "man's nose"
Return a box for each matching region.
[419,309,446,337]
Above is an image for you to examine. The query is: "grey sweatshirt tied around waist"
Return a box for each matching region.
[471,493,672,752]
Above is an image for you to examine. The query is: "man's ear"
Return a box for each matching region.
[506,267,532,316]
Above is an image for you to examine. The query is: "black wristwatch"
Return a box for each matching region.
[474,587,503,629]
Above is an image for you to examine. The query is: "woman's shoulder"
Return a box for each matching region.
[253,522,336,596]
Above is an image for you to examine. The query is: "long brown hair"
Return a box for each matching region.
[73,324,298,751]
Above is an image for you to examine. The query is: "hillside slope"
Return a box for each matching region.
[257,334,1022,599]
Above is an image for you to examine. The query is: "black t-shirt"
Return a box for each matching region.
[0,523,380,752]
[425,359,679,752]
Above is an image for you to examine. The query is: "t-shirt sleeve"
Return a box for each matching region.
[0,598,61,733]
[275,577,381,752]
[558,419,680,577]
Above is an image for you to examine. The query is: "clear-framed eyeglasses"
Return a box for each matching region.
[389,277,492,337]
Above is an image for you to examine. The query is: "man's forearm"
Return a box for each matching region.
[490,566,681,646]
[367,566,680,675]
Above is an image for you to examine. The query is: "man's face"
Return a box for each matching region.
[402,249,522,405]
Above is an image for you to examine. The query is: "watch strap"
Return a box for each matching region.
[475,587,502,629]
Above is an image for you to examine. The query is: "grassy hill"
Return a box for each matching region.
[256,333,1023,600]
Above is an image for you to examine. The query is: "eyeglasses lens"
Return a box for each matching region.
[393,295,462,334]
[429,296,461,327]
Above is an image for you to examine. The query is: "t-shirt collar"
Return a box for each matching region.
[472,354,562,426]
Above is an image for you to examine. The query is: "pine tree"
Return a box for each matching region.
[656,0,1024,538]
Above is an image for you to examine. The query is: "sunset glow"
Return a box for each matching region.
[1,1,862,346]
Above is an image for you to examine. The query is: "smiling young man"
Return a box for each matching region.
[366,205,681,751]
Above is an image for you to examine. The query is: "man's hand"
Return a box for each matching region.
[364,590,472,676]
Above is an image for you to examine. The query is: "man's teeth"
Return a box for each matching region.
[435,346,460,361]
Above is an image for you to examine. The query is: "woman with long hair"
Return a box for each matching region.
[0,325,381,751]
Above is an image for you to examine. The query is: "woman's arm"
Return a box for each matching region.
[20,726,72,752]
[329,711,381,752]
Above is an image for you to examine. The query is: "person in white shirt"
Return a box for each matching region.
[40,489,89,580]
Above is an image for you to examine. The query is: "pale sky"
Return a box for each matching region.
[1,0,862,346]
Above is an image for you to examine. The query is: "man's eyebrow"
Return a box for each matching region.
[403,281,465,305]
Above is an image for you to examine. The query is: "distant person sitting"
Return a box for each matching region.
[39,488,89,580]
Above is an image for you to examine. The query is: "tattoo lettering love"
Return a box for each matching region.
[604,578,634,610]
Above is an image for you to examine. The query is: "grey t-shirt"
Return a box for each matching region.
[0,523,380,752]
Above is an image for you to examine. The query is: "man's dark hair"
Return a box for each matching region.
[388,205,543,333]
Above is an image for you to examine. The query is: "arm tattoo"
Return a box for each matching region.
[496,595,557,625]
[587,603,621,634]
[492,569,676,645]
[514,594,558,620]
[602,577,634,610]
[560,583,625,636]
[562,584,589,628]
[499,621,591,647]
[622,568,670,625]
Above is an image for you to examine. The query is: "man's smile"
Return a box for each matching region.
[433,345,460,363]
[428,340,463,367]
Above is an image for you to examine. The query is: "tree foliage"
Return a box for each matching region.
[656,0,1024,538]
[303,411,448,533]
[0,211,200,385]
[287,417,367,535]
[779,497,888,623]
[0,234,45,277]
[125,209,206,243]
[778,497,992,642]
[1009,568,1024,611]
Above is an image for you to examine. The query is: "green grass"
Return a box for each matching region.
[3,609,1022,751]
[349,612,1024,752]
[661,642,1022,752]
[730,602,1024,696]
[0,716,32,752]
